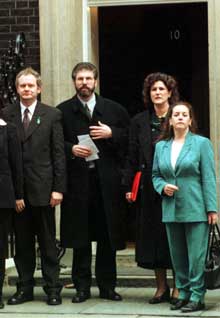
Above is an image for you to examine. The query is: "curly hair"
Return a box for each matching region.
[158,101,197,141]
[142,72,179,110]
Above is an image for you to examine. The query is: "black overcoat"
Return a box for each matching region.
[3,102,66,206]
[123,110,172,269]
[57,94,130,250]
[0,122,23,209]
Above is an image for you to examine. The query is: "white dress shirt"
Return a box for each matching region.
[171,140,184,170]
[78,93,96,115]
[20,100,37,121]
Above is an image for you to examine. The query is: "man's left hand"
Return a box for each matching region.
[50,192,63,207]
[89,121,112,139]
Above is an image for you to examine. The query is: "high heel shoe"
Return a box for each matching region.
[149,287,170,304]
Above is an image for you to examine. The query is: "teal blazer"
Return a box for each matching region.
[152,132,217,222]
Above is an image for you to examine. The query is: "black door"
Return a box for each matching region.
[98,2,209,136]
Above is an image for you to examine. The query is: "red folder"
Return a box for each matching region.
[131,171,142,202]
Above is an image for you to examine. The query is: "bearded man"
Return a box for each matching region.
[57,62,130,303]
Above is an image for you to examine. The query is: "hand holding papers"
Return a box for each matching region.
[77,134,99,161]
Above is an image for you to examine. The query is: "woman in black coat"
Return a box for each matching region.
[123,73,179,304]
[0,100,24,308]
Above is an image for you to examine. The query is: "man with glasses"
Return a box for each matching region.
[57,62,130,303]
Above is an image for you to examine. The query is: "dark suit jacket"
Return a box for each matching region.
[3,102,66,206]
[0,122,23,209]
[57,94,130,249]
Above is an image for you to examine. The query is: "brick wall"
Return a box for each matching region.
[0,0,40,71]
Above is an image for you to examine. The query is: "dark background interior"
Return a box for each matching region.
[98,2,209,137]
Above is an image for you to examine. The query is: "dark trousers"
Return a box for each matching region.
[72,240,116,292]
[72,168,117,292]
[0,259,5,297]
[13,203,61,295]
[0,209,10,297]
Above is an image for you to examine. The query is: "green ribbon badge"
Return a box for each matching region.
[37,117,41,125]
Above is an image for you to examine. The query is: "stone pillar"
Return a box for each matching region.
[208,0,220,203]
[39,0,84,106]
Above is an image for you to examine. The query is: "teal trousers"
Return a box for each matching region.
[166,222,209,303]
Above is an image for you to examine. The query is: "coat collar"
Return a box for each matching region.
[11,102,46,142]
[24,102,46,141]
[174,131,193,173]
[71,94,104,120]
[163,131,193,175]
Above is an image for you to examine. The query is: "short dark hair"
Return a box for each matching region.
[142,72,179,109]
[158,101,197,141]
[71,62,98,80]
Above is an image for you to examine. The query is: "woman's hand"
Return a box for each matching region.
[16,199,25,213]
[163,184,179,196]
[208,212,219,225]
[126,192,133,203]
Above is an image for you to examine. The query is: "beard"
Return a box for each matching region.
[76,85,95,99]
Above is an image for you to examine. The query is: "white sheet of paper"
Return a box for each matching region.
[77,134,99,161]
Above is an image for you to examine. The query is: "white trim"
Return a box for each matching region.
[88,0,207,7]
[82,0,89,61]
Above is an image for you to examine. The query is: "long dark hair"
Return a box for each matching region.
[142,72,179,110]
[158,101,197,141]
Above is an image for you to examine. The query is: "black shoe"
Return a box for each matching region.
[47,293,62,305]
[7,291,34,305]
[149,287,170,304]
[99,289,122,301]
[72,291,91,303]
[170,299,188,310]
[181,301,205,312]
[170,297,179,305]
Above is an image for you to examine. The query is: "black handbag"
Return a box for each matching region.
[205,224,220,289]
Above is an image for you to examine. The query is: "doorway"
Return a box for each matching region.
[98,2,209,136]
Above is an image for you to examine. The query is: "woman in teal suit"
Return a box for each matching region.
[152,101,218,313]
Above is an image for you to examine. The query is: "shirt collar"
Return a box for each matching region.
[77,93,96,111]
[20,100,37,116]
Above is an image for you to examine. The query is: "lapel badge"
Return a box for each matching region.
[37,117,41,125]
